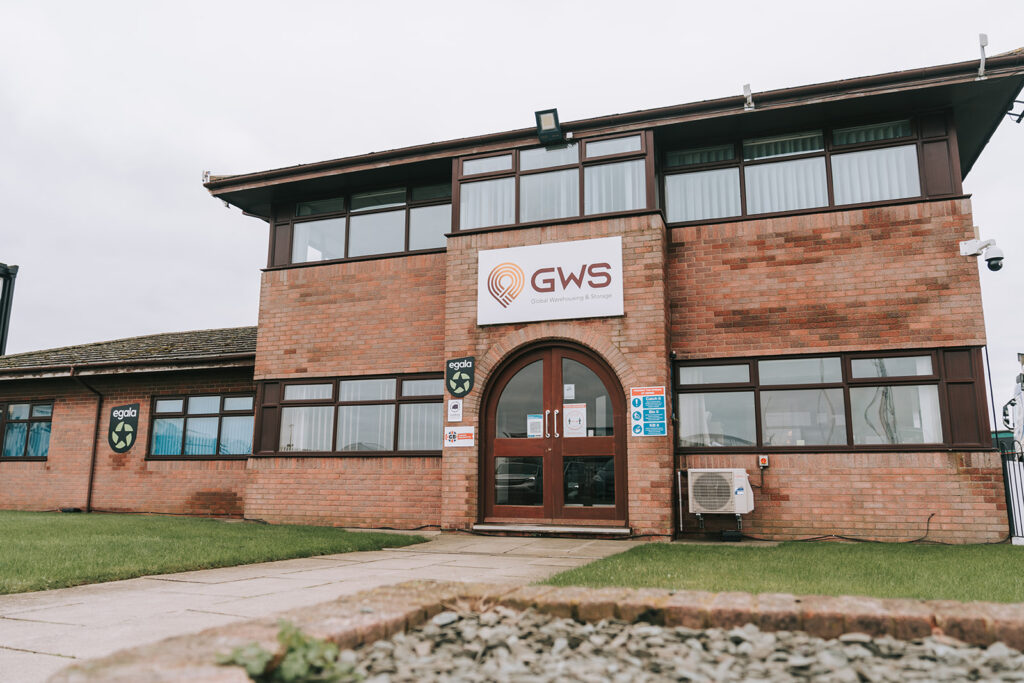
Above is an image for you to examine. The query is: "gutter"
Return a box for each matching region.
[0,352,255,381]
[70,366,103,514]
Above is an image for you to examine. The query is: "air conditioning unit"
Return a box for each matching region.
[687,468,754,515]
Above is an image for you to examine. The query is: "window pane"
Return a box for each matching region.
[520,168,579,222]
[679,365,749,385]
[223,396,254,411]
[761,388,847,446]
[743,131,824,160]
[758,357,841,385]
[184,417,218,455]
[339,379,396,401]
[398,403,442,450]
[337,405,394,451]
[410,183,452,202]
[562,358,614,436]
[496,360,543,439]
[350,187,405,212]
[831,145,920,205]
[402,379,443,396]
[292,217,346,263]
[833,120,912,146]
[584,159,646,215]
[463,155,512,175]
[851,385,942,445]
[564,456,615,506]
[219,416,254,455]
[295,197,345,217]
[283,384,333,401]
[409,204,450,250]
[280,406,334,452]
[6,404,29,420]
[151,418,183,455]
[459,177,515,229]
[31,404,53,418]
[520,143,579,171]
[27,422,51,458]
[745,157,828,214]
[187,396,220,414]
[851,356,933,379]
[155,399,183,413]
[678,392,755,447]
[585,135,642,158]
[2,422,26,457]
[495,456,543,506]
[666,144,735,167]
[348,209,405,257]
[665,168,741,222]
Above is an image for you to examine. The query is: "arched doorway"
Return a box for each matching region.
[481,343,627,524]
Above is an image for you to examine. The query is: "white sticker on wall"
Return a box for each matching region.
[447,399,463,422]
[444,426,475,448]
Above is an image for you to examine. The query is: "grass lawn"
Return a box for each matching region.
[0,511,426,595]
[545,542,1024,603]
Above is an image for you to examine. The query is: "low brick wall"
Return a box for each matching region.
[52,580,1024,682]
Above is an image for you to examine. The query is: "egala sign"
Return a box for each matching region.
[477,237,624,325]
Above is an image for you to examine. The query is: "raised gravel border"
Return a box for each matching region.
[50,580,1024,682]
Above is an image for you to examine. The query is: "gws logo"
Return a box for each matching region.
[487,262,524,308]
[530,263,612,293]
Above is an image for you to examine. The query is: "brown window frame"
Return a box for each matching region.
[0,400,53,461]
[661,111,962,228]
[146,393,255,461]
[268,183,452,269]
[454,130,657,232]
[259,373,444,457]
[674,347,989,453]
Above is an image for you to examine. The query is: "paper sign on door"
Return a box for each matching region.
[563,403,587,438]
[526,414,543,438]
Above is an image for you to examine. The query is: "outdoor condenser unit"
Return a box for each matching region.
[686,468,754,515]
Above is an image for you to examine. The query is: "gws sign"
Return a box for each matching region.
[477,237,624,325]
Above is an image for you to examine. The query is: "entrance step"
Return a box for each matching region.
[472,523,632,536]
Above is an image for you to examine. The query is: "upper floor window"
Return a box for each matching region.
[149,394,255,458]
[664,118,932,225]
[457,132,652,231]
[0,401,52,459]
[277,183,452,267]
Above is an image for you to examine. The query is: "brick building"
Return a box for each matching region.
[2,53,1022,542]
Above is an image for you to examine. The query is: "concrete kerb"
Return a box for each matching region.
[50,580,1024,682]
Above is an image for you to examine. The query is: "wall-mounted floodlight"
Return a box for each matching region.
[960,237,1004,271]
[534,109,563,145]
[978,33,989,80]
[743,84,754,111]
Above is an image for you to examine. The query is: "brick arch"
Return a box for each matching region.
[463,322,638,418]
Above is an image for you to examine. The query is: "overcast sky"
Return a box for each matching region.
[1,0,1022,419]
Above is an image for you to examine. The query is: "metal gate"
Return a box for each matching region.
[1000,440,1024,546]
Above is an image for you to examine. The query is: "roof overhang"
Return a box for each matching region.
[0,354,255,382]
[206,53,1024,220]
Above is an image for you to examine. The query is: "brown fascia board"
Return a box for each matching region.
[205,52,1024,197]
[0,353,256,382]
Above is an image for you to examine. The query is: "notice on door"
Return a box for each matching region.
[630,387,667,437]
[526,414,543,438]
[563,403,587,438]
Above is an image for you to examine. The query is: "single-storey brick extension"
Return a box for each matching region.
[2,52,1022,541]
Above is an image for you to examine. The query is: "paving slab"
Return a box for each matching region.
[0,532,637,682]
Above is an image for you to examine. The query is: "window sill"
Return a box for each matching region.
[145,455,251,462]
[677,444,993,454]
[263,247,447,272]
[450,207,662,237]
[0,457,47,462]
[254,451,443,458]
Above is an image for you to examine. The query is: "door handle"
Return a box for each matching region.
[545,410,551,438]
[554,409,560,438]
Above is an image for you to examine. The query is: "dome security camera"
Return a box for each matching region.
[985,245,1004,271]
[960,237,1005,272]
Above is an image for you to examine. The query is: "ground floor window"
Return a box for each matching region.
[149,394,254,457]
[268,375,443,455]
[0,401,52,459]
[675,348,987,451]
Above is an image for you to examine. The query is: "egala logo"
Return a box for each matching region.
[486,262,525,308]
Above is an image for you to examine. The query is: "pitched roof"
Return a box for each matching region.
[0,327,256,374]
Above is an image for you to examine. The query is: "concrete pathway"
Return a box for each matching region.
[0,533,640,682]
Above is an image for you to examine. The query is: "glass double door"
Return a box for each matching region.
[483,346,625,523]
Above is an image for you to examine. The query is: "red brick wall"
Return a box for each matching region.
[441,214,675,537]
[255,253,446,380]
[0,369,253,517]
[682,452,1006,543]
[243,456,441,528]
[668,199,985,357]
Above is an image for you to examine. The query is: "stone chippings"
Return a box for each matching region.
[349,608,1024,683]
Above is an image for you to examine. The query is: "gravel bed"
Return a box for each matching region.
[339,607,1024,682]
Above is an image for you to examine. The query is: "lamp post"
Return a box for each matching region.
[0,263,18,356]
